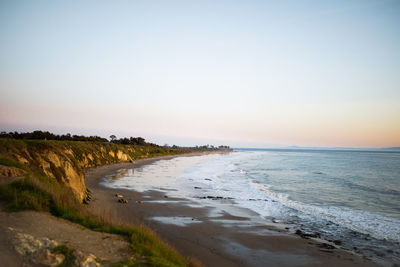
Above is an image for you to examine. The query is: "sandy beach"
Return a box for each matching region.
[84,154,377,267]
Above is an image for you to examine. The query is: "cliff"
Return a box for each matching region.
[0,139,176,202]
[0,138,203,266]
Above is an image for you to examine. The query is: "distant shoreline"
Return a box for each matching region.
[235,147,400,153]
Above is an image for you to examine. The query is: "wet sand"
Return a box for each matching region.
[84,155,377,267]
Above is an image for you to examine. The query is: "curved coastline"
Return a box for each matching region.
[84,154,378,267]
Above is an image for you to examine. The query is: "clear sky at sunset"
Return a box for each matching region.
[1,0,399,148]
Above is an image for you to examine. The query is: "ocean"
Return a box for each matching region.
[104,149,400,265]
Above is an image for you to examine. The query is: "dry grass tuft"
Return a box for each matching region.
[187,256,204,267]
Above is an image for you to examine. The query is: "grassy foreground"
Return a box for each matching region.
[0,139,205,266]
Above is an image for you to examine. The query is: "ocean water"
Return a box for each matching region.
[104,149,400,265]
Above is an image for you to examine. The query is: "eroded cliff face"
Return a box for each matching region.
[0,140,135,202]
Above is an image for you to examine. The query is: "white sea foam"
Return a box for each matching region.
[251,182,400,242]
[173,151,400,242]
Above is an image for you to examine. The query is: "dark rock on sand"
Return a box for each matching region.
[118,198,128,203]
[295,230,320,239]
[333,240,342,245]
[319,249,334,253]
[197,196,234,201]
[318,243,335,250]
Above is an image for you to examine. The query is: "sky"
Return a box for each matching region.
[0,0,399,148]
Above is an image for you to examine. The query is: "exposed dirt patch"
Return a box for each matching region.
[0,205,133,266]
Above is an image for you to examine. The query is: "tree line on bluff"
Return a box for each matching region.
[0,131,154,145]
[0,131,231,150]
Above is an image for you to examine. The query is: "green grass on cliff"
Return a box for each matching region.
[0,156,24,169]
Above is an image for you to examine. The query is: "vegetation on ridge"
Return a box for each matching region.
[0,130,231,151]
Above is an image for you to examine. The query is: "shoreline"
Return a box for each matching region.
[84,153,377,267]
